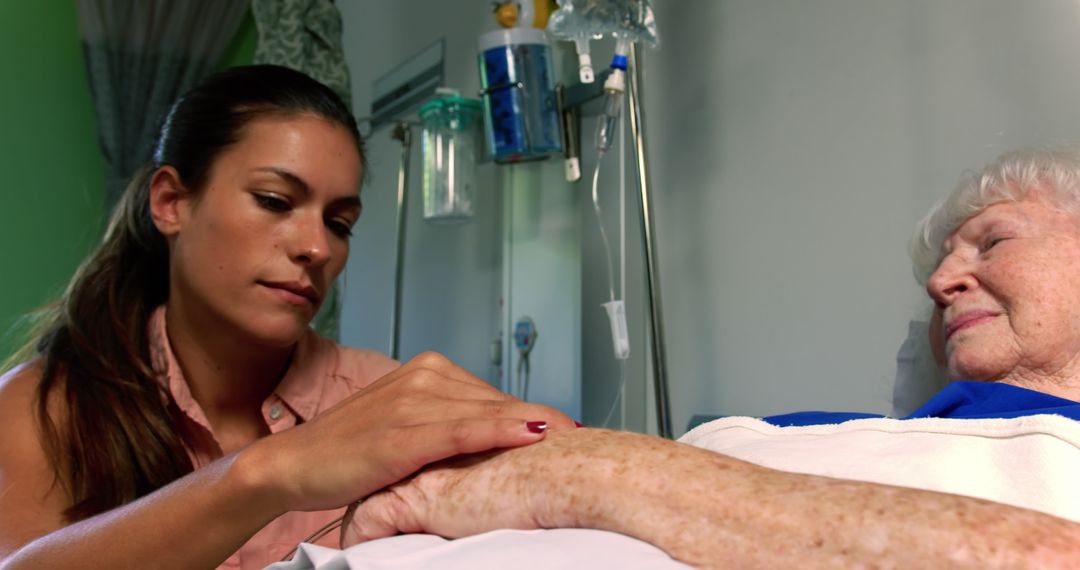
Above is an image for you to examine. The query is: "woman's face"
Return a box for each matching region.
[927,194,1080,383]
[160,114,362,347]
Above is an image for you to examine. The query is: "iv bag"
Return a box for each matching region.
[546,0,660,48]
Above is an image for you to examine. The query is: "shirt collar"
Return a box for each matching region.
[148,306,329,426]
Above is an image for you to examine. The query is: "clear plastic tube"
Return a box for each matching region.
[591,94,631,427]
[592,153,630,361]
[591,155,617,303]
[595,39,628,154]
[601,359,627,428]
[595,90,623,154]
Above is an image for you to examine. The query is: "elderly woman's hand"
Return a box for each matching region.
[338,428,684,546]
[338,429,578,544]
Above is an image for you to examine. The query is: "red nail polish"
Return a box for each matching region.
[574,421,585,428]
[526,421,547,433]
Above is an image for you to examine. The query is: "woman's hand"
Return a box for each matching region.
[242,352,575,515]
[339,428,643,546]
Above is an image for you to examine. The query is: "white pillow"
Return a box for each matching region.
[891,319,948,417]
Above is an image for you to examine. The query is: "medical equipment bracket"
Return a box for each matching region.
[559,47,672,438]
[371,39,445,132]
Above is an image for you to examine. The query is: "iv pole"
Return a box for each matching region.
[627,44,672,439]
[389,122,412,361]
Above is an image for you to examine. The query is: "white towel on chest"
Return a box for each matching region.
[678,413,1080,522]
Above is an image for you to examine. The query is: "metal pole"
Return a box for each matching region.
[389,122,412,361]
[627,45,673,438]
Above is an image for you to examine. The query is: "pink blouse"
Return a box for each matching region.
[148,307,398,569]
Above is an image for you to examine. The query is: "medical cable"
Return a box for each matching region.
[279,514,344,562]
[279,496,369,562]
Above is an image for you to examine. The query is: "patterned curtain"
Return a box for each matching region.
[78,0,249,209]
[252,0,355,340]
[252,0,352,109]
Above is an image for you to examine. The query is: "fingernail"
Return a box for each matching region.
[526,421,548,433]
[574,421,585,428]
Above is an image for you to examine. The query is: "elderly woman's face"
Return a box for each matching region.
[927,195,1080,382]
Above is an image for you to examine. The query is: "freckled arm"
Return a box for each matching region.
[537,430,1080,569]
[350,427,1080,566]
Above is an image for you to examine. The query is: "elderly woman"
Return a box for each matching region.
[338,148,1080,568]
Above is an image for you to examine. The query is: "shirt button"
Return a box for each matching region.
[269,404,283,420]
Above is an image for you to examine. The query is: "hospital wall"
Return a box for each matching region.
[637,0,1080,431]
[337,0,1080,436]
[9,2,1080,431]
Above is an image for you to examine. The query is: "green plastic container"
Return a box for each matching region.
[419,94,483,223]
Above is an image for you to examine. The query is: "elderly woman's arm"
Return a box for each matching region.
[345,429,1080,569]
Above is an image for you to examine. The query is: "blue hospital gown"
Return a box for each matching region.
[763,381,1080,427]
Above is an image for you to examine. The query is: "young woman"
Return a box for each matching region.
[0,65,573,570]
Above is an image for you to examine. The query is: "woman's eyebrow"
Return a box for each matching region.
[255,166,312,196]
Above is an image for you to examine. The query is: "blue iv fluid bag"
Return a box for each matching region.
[546,0,660,47]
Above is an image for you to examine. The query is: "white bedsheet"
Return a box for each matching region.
[267,414,1080,569]
[264,528,693,570]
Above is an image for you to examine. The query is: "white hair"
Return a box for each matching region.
[909,146,1080,286]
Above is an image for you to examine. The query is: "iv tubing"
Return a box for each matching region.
[592,113,630,428]
[503,165,516,397]
[602,360,627,428]
[593,156,627,428]
[591,157,617,304]
[602,118,630,430]
[619,108,627,429]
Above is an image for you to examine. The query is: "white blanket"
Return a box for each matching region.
[681,413,1080,522]
[267,414,1080,569]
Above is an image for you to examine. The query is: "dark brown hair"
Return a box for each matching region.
[23,65,362,521]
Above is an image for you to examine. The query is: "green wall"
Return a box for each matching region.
[0,3,256,361]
